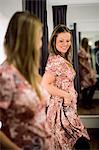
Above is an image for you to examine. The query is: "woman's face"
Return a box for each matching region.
[56,32,71,54]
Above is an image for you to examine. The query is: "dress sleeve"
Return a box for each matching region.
[45,55,59,75]
[0,70,16,103]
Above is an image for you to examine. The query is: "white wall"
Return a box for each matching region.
[67,4,99,32]
[0,0,22,64]
[67,4,99,48]
[0,13,8,64]
[47,3,53,40]
[0,0,22,19]
[47,2,99,47]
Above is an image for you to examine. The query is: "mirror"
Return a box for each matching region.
[78,31,99,115]
[47,2,99,116]
[64,3,99,115]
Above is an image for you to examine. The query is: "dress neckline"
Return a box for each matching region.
[57,54,73,68]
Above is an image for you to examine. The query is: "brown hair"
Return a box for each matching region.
[81,37,89,52]
[49,24,72,62]
[4,11,43,99]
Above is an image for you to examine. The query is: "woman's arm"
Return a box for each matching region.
[0,131,22,150]
[42,72,72,106]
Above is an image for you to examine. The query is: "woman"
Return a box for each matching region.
[78,37,96,109]
[42,24,90,150]
[0,11,51,150]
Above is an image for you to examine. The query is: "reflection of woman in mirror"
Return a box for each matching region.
[78,37,97,109]
[42,25,90,150]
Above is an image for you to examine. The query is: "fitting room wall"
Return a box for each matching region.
[0,0,22,64]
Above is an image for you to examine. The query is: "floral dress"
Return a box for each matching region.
[45,54,90,150]
[78,48,96,90]
[0,61,51,150]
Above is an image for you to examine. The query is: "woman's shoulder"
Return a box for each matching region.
[0,61,15,81]
[45,54,61,74]
[47,54,64,65]
[48,54,60,61]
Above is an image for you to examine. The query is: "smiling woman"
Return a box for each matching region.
[56,32,71,56]
[42,24,90,150]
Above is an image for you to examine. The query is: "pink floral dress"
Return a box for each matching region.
[0,61,51,150]
[78,47,96,90]
[45,54,90,150]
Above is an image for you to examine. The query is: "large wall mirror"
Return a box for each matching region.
[78,31,99,115]
[66,4,99,116]
[47,1,99,117]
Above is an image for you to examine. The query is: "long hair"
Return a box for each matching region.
[4,11,43,99]
[49,24,72,62]
[81,37,89,52]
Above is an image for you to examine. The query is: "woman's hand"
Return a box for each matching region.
[63,93,72,106]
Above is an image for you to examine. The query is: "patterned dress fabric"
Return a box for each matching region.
[78,48,96,90]
[0,61,51,150]
[45,54,90,150]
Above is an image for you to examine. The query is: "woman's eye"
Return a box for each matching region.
[59,40,63,42]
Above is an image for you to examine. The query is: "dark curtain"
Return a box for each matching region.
[78,32,81,49]
[23,0,48,76]
[52,5,67,27]
[71,23,80,101]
